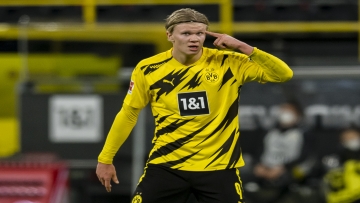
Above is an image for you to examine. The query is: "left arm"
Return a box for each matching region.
[245,47,293,83]
[206,31,293,83]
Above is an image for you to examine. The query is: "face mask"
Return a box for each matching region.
[278,111,297,126]
[342,138,360,151]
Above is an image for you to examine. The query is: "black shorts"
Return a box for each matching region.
[131,164,245,203]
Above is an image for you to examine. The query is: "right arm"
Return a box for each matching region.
[98,104,141,164]
[96,63,150,192]
[96,104,141,192]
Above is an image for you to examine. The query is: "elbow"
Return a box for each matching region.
[281,68,293,82]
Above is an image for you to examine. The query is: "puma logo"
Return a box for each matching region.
[163,78,175,86]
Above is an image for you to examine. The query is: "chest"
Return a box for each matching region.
[146,64,239,116]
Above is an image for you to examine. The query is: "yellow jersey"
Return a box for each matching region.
[124,47,292,171]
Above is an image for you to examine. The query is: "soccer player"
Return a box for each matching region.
[96,8,293,203]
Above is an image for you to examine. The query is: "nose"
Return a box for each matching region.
[189,34,200,42]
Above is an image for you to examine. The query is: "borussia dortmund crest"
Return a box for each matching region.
[132,194,142,203]
[205,72,219,83]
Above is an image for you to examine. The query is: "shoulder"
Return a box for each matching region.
[203,47,248,62]
[203,47,240,56]
[136,50,172,69]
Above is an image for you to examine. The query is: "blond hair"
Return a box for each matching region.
[165,8,209,33]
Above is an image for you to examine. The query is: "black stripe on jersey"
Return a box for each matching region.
[155,114,173,127]
[231,79,237,86]
[220,55,229,67]
[155,118,194,138]
[226,129,242,169]
[160,150,201,169]
[196,97,239,146]
[205,53,215,65]
[218,67,234,91]
[205,128,237,168]
[141,57,173,75]
[150,66,193,101]
[180,69,203,90]
[148,116,217,162]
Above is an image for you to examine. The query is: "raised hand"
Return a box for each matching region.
[206,31,253,55]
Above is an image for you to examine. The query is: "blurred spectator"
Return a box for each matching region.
[338,128,360,164]
[245,100,316,203]
[322,128,360,203]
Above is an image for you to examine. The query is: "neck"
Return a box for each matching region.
[172,49,203,66]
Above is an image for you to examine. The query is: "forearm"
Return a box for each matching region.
[250,48,293,82]
[236,41,254,56]
[98,103,141,164]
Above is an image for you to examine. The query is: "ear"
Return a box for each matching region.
[167,31,174,42]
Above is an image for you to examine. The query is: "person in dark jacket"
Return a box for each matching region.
[250,100,316,203]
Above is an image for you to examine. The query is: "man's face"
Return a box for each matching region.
[167,22,207,57]
[278,104,299,127]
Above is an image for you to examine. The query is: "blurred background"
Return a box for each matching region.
[0,0,360,203]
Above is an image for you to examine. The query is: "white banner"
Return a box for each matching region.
[239,104,360,130]
[49,95,103,143]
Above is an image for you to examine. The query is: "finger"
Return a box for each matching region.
[214,38,227,49]
[112,174,119,184]
[213,35,221,44]
[106,185,112,192]
[99,178,105,185]
[213,36,223,47]
[105,179,112,192]
[106,185,111,192]
[206,31,222,38]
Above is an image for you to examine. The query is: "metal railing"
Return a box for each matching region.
[0,0,359,54]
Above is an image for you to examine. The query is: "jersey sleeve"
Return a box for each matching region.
[231,47,293,84]
[123,64,151,109]
[98,103,141,164]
